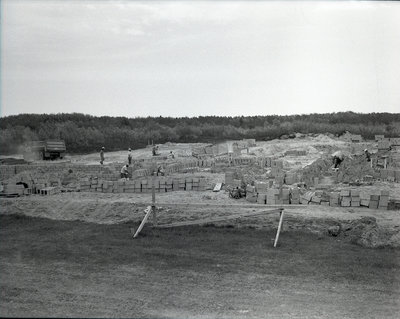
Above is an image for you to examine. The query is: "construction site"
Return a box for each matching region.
[3,0,400,316]
[1,132,400,318]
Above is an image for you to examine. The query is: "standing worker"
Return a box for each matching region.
[100,147,105,165]
[128,148,132,165]
[120,164,129,179]
[364,149,371,162]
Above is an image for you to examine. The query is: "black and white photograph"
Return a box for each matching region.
[1,0,399,318]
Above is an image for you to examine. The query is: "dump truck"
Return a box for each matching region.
[23,140,66,161]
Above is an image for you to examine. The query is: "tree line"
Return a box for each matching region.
[0,112,399,155]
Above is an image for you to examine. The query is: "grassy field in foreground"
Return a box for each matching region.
[0,214,399,318]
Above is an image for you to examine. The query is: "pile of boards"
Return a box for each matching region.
[78,177,207,193]
[300,189,390,210]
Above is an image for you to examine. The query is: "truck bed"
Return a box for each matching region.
[45,140,66,152]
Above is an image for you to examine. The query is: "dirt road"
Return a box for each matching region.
[1,215,399,318]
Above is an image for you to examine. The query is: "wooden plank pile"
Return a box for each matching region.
[0,184,25,197]
[232,157,256,166]
[339,190,351,207]
[77,176,207,193]
[266,189,280,204]
[251,187,390,210]
[300,191,313,204]
[284,172,299,185]
[245,185,257,203]
[39,186,60,196]
[329,192,340,207]
[259,157,285,169]
[350,189,360,207]
[368,193,379,209]
[380,168,400,182]
[252,186,300,205]
[270,160,285,179]
[378,139,392,150]
[254,181,272,193]
[290,188,300,204]
[284,150,307,156]
[379,190,389,210]
[225,171,235,186]
[351,134,362,143]
[264,157,273,167]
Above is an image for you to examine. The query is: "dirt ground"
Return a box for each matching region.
[1,214,399,319]
[1,187,399,234]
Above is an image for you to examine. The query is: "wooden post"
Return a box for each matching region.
[273,209,284,248]
[152,174,157,226]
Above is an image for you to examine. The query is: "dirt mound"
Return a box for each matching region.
[0,197,142,225]
[299,157,334,184]
[341,217,398,248]
[313,134,338,144]
[299,153,380,184]
[338,155,379,182]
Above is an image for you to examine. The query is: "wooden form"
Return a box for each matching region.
[39,186,59,196]
[133,201,286,247]
[156,208,282,228]
[139,202,304,210]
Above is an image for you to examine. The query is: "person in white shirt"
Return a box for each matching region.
[120,164,129,179]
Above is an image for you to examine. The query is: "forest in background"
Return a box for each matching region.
[0,112,399,155]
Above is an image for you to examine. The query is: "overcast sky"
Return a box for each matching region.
[1,0,400,118]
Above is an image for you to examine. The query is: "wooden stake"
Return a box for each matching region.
[273,209,284,248]
[133,206,152,238]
